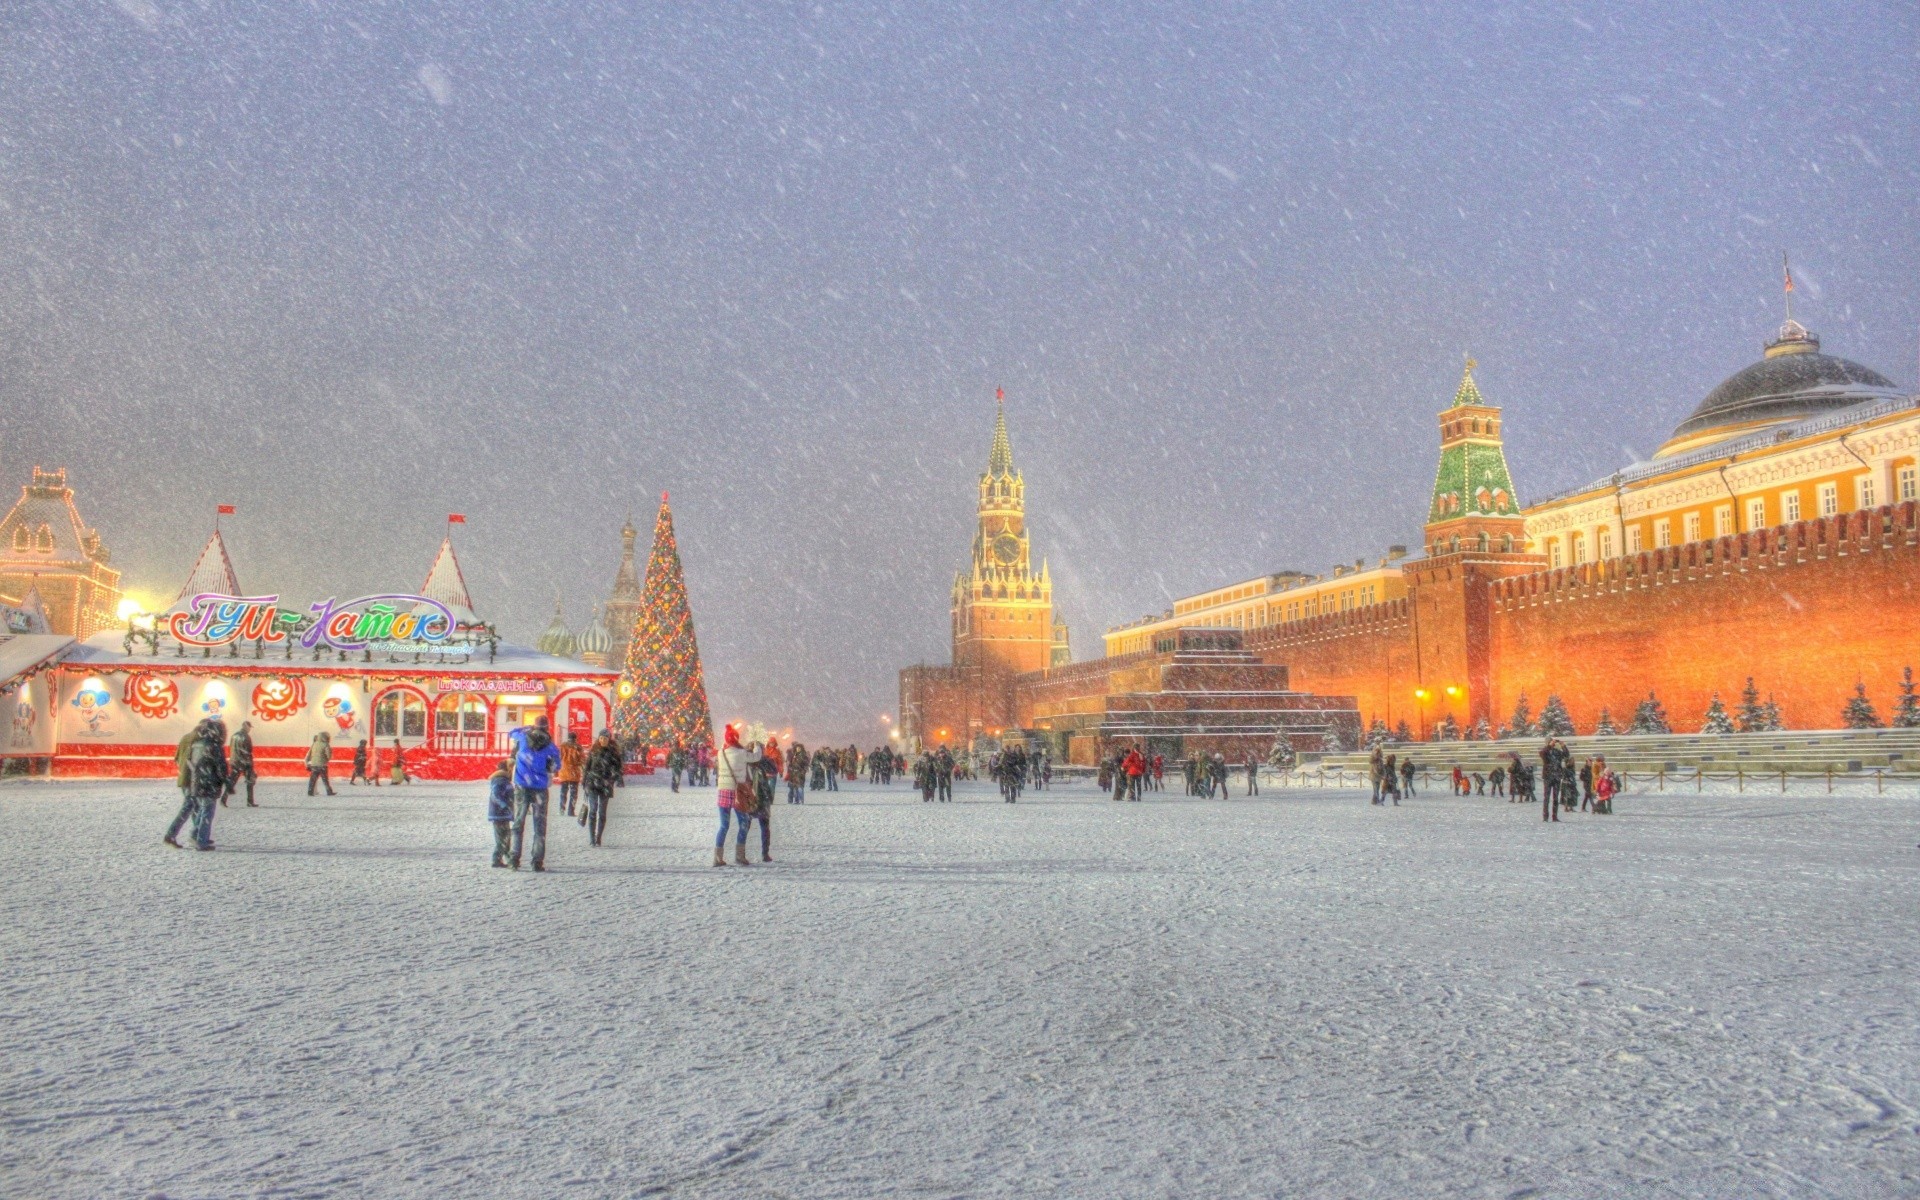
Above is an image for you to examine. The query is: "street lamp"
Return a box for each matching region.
[1413,687,1431,741]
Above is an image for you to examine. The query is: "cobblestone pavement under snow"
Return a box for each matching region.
[1,776,1916,1199]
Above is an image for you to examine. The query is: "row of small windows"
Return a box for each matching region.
[10,525,54,553]
[976,584,1041,600]
[1546,467,1920,566]
[1430,533,1518,556]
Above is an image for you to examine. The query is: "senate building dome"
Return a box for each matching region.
[1656,320,1902,458]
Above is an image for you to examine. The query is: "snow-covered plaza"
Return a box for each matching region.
[2,776,1916,1199]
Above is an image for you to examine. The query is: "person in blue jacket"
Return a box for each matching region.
[487,759,514,868]
[508,716,562,871]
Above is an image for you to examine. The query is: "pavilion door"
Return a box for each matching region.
[566,697,595,744]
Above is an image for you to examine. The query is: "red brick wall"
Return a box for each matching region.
[1246,601,1420,732]
[1488,504,1920,734]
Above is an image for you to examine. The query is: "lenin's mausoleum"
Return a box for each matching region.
[901,315,1920,763]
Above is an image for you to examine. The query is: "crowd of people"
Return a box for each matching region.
[159,716,1629,869]
[1371,741,1621,820]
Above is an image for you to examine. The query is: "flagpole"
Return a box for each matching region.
[1783,250,1793,324]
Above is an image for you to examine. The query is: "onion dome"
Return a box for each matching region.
[535,600,576,659]
[576,604,613,666]
[1657,321,1902,458]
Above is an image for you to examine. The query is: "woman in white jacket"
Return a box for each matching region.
[713,724,754,867]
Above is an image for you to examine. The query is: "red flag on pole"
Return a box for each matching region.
[996,387,1004,401]
[216,504,236,515]
[448,513,466,524]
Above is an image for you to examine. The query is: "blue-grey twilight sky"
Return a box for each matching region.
[2,1,1915,742]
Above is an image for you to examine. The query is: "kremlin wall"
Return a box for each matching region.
[900,315,1920,763]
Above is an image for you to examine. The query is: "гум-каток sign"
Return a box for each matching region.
[167,593,461,652]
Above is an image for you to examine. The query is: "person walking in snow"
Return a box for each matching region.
[1399,756,1416,798]
[935,746,954,802]
[306,731,336,796]
[389,739,411,785]
[350,739,372,786]
[555,730,584,815]
[581,729,622,846]
[226,720,257,806]
[508,716,561,871]
[163,718,224,849]
[785,741,809,804]
[1382,752,1400,806]
[714,723,754,866]
[487,759,514,867]
[1369,746,1386,804]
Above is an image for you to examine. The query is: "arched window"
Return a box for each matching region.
[10,527,25,551]
[1501,534,1514,553]
[35,525,53,552]
[1477,532,1489,552]
[374,690,428,741]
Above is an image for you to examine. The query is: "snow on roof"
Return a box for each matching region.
[62,630,615,679]
[170,529,242,612]
[0,468,101,568]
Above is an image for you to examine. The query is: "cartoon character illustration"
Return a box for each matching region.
[71,682,115,733]
[322,694,358,732]
[200,694,228,718]
[10,696,36,748]
[252,676,305,722]
[123,673,179,720]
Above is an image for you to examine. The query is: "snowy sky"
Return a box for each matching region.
[2,1,1916,743]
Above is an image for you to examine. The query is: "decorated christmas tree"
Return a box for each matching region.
[1700,692,1736,735]
[1629,692,1671,734]
[1841,682,1882,730]
[613,493,714,752]
[1537,695,1576,737]
[1892,667,1920,729]
[1593,707,1618,736]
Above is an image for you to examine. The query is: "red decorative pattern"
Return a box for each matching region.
[123,673,179,720]
[251,676,306,721]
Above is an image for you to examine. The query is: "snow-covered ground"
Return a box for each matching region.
[2,776,1916,1199]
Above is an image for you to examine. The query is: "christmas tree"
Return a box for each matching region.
[1593,707,1618,736]
[1393,719,1414,744]
[1435,713,1460,741]
[1537,695,1576,737]
[1365,718,1391,750]
[613,494,715,752]
[1700,692,1736,735]
[1761,695,1784,732]
[1467,716,1491,741]
[1629,692,1671,734]
[1841,682,1882,730]
[1736,676,1767,733]
[1893,667,1920,729]
[1504,693,1534,739]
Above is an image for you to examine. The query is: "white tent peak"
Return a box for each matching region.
[171,529,241,612]
[419,534,479,624]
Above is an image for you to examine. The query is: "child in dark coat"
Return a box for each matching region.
[488,760,514,867]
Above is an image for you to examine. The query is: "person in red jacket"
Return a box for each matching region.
[1151,754,1165,792]
[1122,748,1145,801]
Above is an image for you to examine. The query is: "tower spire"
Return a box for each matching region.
[987,387,1015,477]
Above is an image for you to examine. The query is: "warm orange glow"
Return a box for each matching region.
[1413,688,1430,701]
[1444,685,1461,697]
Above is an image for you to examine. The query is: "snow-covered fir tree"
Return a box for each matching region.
[1629,692,1671,734]
[1267,739,1298,770]
[1841,682,1883,729]
[1365,718,1391,750]
[1593,707,1618,735]
[1537,695,1576,737]
[1761,696,1784,732]
[1467,716,1492,741]
[1394,719,1414,744]
[1893,667,1920,729]
[1504,694,1534,739]
[1700,692,1736,735]
[1736,677,1767,733]
[1435,713,1460,741]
